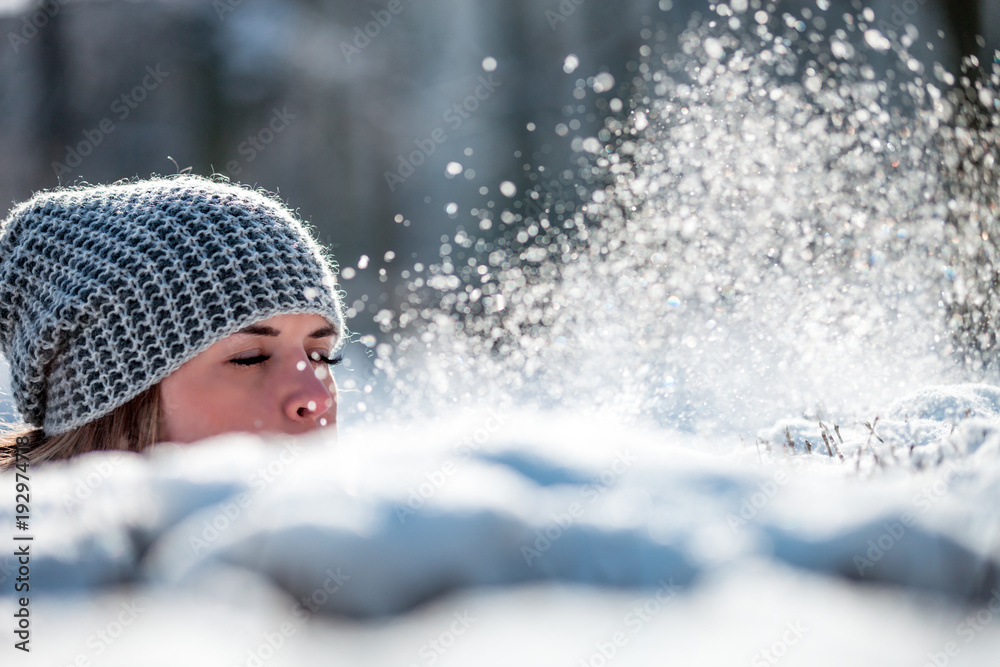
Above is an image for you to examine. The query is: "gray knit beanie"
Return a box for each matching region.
[0,174,346,435]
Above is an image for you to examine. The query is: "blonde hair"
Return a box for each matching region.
[0,384,162,471]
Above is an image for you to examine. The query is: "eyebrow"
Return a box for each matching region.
[235,324,336,339]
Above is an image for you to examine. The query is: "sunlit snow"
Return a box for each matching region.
[3,2,1000,665]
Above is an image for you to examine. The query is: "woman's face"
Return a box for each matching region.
[158,313,340,443]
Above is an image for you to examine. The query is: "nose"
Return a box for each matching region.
[283,358,337,429]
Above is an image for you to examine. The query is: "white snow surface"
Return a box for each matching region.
[3,383,1000,665]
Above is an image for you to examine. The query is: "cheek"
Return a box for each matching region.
[159,372,250,442]
[159,374,202,442]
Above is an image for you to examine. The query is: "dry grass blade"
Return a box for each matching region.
[819,421,845,461]
[862,418,884,469]
[821,431,834,457]
[864,418,884,443]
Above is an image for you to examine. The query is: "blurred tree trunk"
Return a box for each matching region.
[37,13,69,182]
[940,0,982,59]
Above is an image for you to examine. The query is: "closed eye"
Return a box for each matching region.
[229,352,343,367]
[310,351,344,366]
[230,354,268,367]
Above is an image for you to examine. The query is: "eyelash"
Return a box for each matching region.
[230,352,344,367]
[313,352,344,366]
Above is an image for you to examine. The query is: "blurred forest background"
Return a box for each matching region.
[0,0,997,420]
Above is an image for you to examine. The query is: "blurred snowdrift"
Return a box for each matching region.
[3,384,1000,664]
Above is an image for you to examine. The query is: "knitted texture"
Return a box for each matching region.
[0,174,346,435]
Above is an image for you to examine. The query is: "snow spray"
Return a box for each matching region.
[372,1,1000,434]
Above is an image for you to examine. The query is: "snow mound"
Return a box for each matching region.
[3,385,1000,622]
[886,384,1000,422]
[759,383,1000,467]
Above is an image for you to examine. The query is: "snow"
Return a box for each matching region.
[3,4,1000,664]
[4,384,1000,664]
